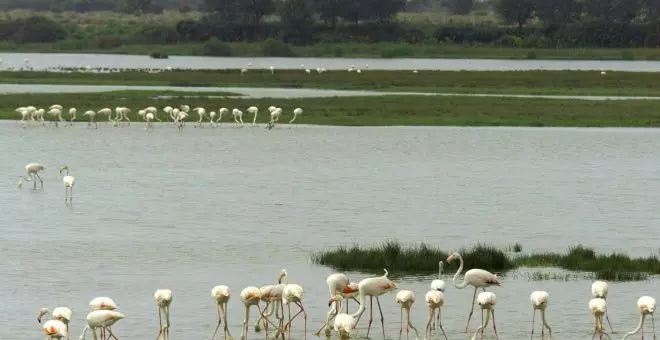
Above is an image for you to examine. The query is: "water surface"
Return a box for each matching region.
[1,123,658,339]
[2,52,660,72]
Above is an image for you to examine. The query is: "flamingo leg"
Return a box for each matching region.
[652,314,655,340]
[223,302,232,340]
[437,308,448,340]
[242,305,252,340]
[157,306,163,340]
[365,297,374,338]
[492,309,498,339]
[531,309,536,339]
[106,327,119,340]
[399,305,403,340]
[406,307,419,340]
[165,305,171,340]
[425,307,433,338]
[212,304,223,340]
[465,286,479,333]
[376,296,386,338]
[605,310,615,333]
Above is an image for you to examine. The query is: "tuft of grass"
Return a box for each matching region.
[4,69,660,97]
[310,241,516,274]
[311,242,660,281]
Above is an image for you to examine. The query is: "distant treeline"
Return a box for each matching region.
[3,0,660,50]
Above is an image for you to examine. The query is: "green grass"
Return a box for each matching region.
[4,70,660,97]
[6,90,660,127]
[5,41,660,61]
[310,241,660,281]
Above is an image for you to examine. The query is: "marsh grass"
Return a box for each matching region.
[311,242,660,281]
[4,70,660,97]
[505,270,651,282]
[6,90,660,127]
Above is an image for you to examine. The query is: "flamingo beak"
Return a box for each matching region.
[328,298,335,307]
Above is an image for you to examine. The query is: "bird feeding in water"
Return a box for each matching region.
[60,165,75,205]
[18,162,45,190]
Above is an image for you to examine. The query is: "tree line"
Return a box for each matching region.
[3,0,660,50]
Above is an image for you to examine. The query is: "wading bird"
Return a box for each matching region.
[79,310,125,340]
[395,290,419,340]
[239,286,261,340]
[38,307,72,340]
[315,273,350,337]
[281,273,307,340]
[289,108,303,124]
[154,289,173,340]
[88,297,118,340]
[470,292,498,340]
[431,261,446,293]
[447,251,500,333]
[146,112,155,130]
[18,162,45,190]
[424,290,447,340]
[530,291,552,339]
[211,285,234,340]
[43,319,68,340]
[349,269,397,338]
[592,281,615,333]
[327,295,362,340]
[60,165,75,204]
[622,296,656,340]
[247,106,259,126]
[83,110,97,129]
[589,297,609,340]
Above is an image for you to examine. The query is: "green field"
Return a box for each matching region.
[6,90,660,127]
[311,241,659,281]
[3,70,660,97]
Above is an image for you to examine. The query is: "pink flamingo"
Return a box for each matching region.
[447,252,500,333]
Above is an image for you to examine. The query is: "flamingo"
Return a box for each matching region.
[43,319,68,340]
[217,108,229,124]
[68,108,77,126]
[49,104,63,111]
[530,291,552,339]
[247,106,259,126]
[395,290,419,340]
[241,68,248,75]
[470,292,498,340]
[239,286,261,340]
[18,162,45,190]
[79,310,125,340]
[590,298,609,340]
[88,297,118,340]
[155,289,172,340]
[144,106,161,121]
[82,110,97,129]
[47,108,65,127]
[146,112,155,130]
[330,268,397,338]
[330,306,359,339]
[280,270,307,339]
[232,109,244,126]
[34,108,46,126]
[254,273,285,336]
[289,108,302,124]
[622,296,656,340]
[447,251,500,333]
[424,290,448,340]
[266,108,282,130]
[211,285,234,340]
[431,261,446,292]
[38,308,72,340]
[209,112,218,127]
[315,273,351,336]
[115,107,131,125]
[19,109,29,127]
[97,108,113,124]
[59,165,75,205]
[193,107,208,128]
[592,281,615,333]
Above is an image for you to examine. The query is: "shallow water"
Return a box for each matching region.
[3,52,660,72]
[1,84,660,101]
[1,122,659,340]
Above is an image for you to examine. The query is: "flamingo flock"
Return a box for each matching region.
[33,260,657,340]
[16,104,303,131]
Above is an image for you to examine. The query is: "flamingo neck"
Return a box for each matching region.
[622,314,645,339]
[438,261,444,278]
[351,289,366,319]
[451,254,469,289]
[540,309,552,333]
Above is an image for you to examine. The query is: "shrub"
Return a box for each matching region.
[262,39,296,57]
[202,37,233,56]
[149,51,169,59]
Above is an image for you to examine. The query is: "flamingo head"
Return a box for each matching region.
[59,165,69,175]
[446,252,460,263]
[278,269,288,284]
[328,294,343,307]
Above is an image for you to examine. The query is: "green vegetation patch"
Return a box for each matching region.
[311,241,660,281]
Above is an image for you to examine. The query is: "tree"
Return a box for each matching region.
[202,0,275,24]
[280,0,314,44]
[312,0,342,28]
[442,0,474,15]
[368,0,406,22]
[494,0,534,31]
[125,0,152,13]
[533,0,582,25]
[583,0,642,24]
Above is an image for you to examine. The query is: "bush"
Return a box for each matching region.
[149,51,169,59]
[380,44,414,58]
[496,35,517,47]
[201,37,233,56]
[262,39,296,57]
[97,36,122,49]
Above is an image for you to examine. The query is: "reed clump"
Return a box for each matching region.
[311,242,660,281]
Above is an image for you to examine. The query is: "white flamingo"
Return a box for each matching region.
[289,108,302,125]
[395,290,420,340]
[88,297,118,340]
[18,109,29,127]
[211,285,234,340]
[280,270,307,339]
[592,281,615,333]
[232,109,244,126]
[239,286,261,340]
[38,307,73,340]
[18,162,45,190]
[315,273,350,337]
[217,108,229,124]
[60,165,75,204]
[78,310,125,340]
[470,292,498,340]
[47,108,66,127]
[83,110,97,128]
[209,111,218,127]
[622,296,656,339]
[68,108,77,126]
[530,291,552,339]
[247,106,259,126]
[590,298,610,340]
[43,319,68,340]
[193,107,208,128]
[144,106,161,121]
[266,108,282,130]
[155,289,172,340]
[97,108,113,124]
[146,112,155,130]
[424,290,447,340]
[447,251,500,333]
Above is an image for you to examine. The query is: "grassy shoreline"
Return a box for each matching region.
[3,70,660,97]
[4,42,660,61]
[5,90,660,127]
[310,241,660,281]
